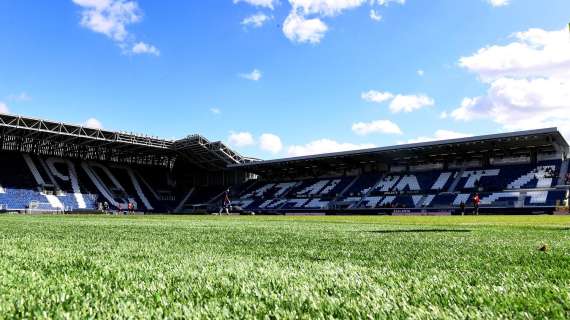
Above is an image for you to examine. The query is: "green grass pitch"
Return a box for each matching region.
[0,214,569,319]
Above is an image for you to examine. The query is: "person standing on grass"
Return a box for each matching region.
[460,201,466,216]
[219,189,231,215]
[473,193,480,216]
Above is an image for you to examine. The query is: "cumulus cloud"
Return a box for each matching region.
[288,139,376,157]
[72,0,140,42]
[72,0,159,56]
[369,9,382,21]
[451,78,570,131]
[452,27,570,137]
[352,119,402,135]
[389,94,434,113]
[228,131,256,147]
[240,69,263,81]
[242,13,272,28]
[233,0,276,9]
[259,133,283,154]
[210,107,221,115]
[226,132,282,154]
[84,117,103,129]
[487,0,509,7]
[459,28,570,81]
[361,90,394,103]
[131,42,160,56]
[282,12,328,44]
[0,102,10,114]
[417,69,424,76]
[361,90,434,113]
[279,0,405,44]
[403,130,472,144]
[289,0,367,17]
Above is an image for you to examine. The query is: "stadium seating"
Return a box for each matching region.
[228,159,568,213]
[0,152,181,212]
[0,149,566,214]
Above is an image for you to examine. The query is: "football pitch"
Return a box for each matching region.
[0,215,569,319]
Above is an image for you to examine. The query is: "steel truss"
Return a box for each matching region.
[173,134,256,170]
[0,114,252,168]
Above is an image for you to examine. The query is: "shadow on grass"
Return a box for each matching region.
[369,229,472,234]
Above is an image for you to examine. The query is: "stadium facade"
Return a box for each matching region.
[0,114,568,214]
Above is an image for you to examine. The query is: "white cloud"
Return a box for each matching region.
[288,139,375,157]
[228,131,255,147]
[452,27,570,137]
[439,111,448,119]
[72,0,140,42]
[0,102,10,114]
[242,13,272,28]
[84,117,103,129]
[7,92,31,102]
[487,0,509,7]
[259,133,283,154]
[279,0,405,44]
[377,0,406,5]
[131,42,160,56]
[289,0,368,17]
[361,90,434,113]
[361,90,393,103]
[404,130,472,144]
[72,0,158,55]
[389,94,434,113]
[240,69,263,81]
[352,119,402,135]
[369,9,382,22]
[233,0,276,9]
[210,107,221,115]
[459,28,570,82]
[451,78,570,132]
[282,12,328,44]
[237,0,405,44]
[417,69,424,76]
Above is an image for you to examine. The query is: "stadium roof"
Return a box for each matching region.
[0,114,249,169]
[172,134,256,170]
[229,128,569,175]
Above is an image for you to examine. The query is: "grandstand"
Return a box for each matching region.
[0,114,251,213]
[228,127,570,215]
[0,114,568,215]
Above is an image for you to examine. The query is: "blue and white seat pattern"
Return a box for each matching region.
[232,161,566,211]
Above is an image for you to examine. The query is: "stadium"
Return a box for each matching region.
[2,115,570,318]
[1,113,568,215]
[3,1,570,318]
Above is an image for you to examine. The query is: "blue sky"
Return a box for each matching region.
[0,0,569,159]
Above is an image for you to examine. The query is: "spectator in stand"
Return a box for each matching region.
[473,193,481,216]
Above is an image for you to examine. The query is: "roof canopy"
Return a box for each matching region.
[0,114,248,169]
[173,134,256,170]
[229,128,569,175]
[1,114,565,174]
